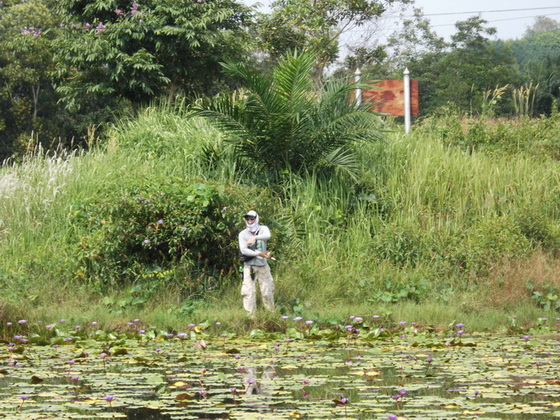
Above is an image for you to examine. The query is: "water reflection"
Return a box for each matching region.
[243,364,276,396]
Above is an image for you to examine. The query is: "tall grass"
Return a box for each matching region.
[272,175,380,305]
[512,82,539,117]
[112,103,242,184]
[0,111,240,300]
[1,104,559,331]
[375,131,560,225]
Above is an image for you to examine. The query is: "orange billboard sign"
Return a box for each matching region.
[362,80,419,116]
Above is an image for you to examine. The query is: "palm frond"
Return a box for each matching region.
[194,92,250,140]
[319,147,360,181]
[274,51,315,102]
[196,50,385,181]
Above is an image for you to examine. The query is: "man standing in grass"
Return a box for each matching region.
[238,210,274,315]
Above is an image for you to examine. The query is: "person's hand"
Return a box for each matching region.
[246,237,257,245]
[259,252,269,258]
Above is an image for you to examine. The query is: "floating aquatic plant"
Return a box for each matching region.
[0,316,558,418]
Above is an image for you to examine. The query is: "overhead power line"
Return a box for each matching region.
[431,12,560,28]
[347,11,560,33]
[421,6,560,18]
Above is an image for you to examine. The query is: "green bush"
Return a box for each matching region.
[418,109,560,159]
[371,222,430,268]
[371,216,533,281]
[72,179,276,292]
[369,274,431,304]
[528,281,560,312]
[453,216,530,277]
[514,208,560,254]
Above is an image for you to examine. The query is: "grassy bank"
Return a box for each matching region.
[1,106,559,334]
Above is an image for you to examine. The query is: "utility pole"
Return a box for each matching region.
[404,67,411,134]
[354,68,362,105]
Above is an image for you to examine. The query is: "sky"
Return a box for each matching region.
[404,0,560,40]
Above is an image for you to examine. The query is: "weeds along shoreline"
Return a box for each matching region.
[0,299,558,339]
[0,288,560,334]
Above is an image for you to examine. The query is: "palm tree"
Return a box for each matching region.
[195,50,384,182]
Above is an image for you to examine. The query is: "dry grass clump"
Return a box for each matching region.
[0,301,25,324]
[484,249,560,308]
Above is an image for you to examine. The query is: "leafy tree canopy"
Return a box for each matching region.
[384,6,446,74]
[256,0,411,76]
[52,0,255,110]
[0,0,61,158]
[405,17,519,114]
[524,16,560,37]
[508,27,560,69]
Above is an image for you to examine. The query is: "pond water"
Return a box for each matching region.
[0,326,559,419]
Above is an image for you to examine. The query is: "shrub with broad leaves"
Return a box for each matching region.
[73,179,275,292]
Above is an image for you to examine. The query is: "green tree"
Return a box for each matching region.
[412,17,518,114]
[384,7,446,72]
[509,28,560,70]
[524,16,560,37]
[0,0,64,159]
[499,19,560,115]
[529,56,560,115]
[340,45,389,78]
[256,0,411,76]
[0,0,126,160]
[196,51,384,182]
[335,5,446,92]
[52,0,255,110]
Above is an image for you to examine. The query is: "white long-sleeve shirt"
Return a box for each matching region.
[238,225,271,266]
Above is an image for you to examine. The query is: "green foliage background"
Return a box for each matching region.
[1,103,560,329]
[1,0,560,330]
